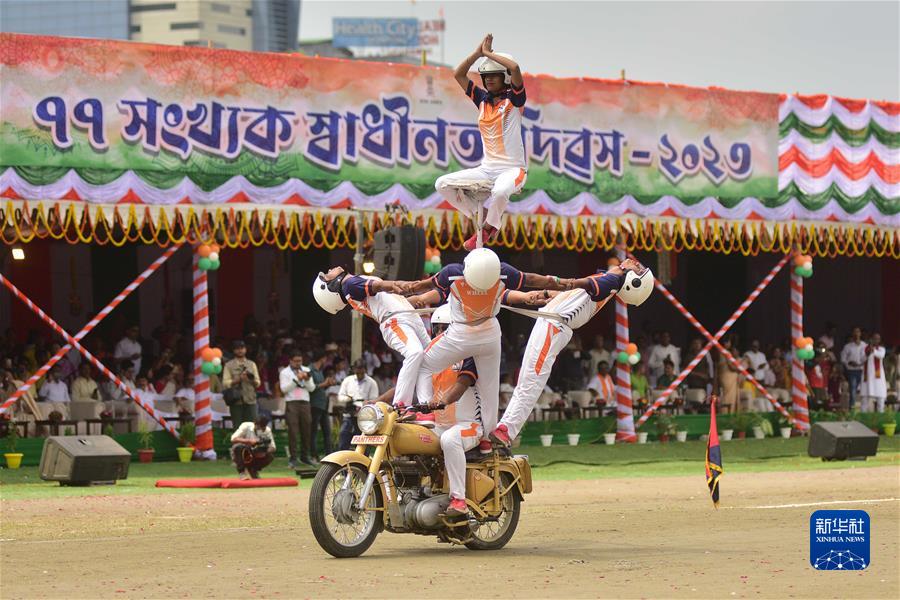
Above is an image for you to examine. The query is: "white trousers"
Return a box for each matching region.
[500,318,574,439]
[435,165,527,230]
[417,321,501,437]
[860,395,886,413]
[436,421,483,500]
[380,317,431,406]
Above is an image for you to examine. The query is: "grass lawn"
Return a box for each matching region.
[1,436,897,500]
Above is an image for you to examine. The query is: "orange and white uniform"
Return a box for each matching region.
[499,272,625,439]
[434,80,528,229]
[416,263,525,438]
[433,358,483,501]
[341,275,430,406]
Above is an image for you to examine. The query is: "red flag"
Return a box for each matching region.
[706,395,723,507]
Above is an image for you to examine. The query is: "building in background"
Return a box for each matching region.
[1,0,300,52]
[0,0,129,39]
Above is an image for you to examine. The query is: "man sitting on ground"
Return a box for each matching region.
[230,415,276,480]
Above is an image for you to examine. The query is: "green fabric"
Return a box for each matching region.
[779,114,900,147]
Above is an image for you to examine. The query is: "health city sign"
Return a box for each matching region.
[333,18,420,48]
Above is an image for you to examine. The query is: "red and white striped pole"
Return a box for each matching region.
[636,254,790,427]
[790,271,811,432]
[192,250,215,457]
[0,273,180,438]
[614,246,636,442]
[0,244,182,413]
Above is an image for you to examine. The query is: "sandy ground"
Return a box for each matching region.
[1,466,898,599]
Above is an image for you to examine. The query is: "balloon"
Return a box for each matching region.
[617,351,629,364]
[211,348,223,359]
[212,357,222,367]
[430,255,441,266]
[210,244,221,253]
[423,261,437,275]
[627,353,640,365]
[632,351,641,363]
[197,244,212,258]
[793,337,805,348]
[200,347,215,362]
[431,247,440,258]
[804,337,814,347]
[209,259,221,270]
[802,260,812,270]
[213,363,223,375]
[425,247,434,261]
[198,257,213,270]
[200,362,216,375]
[793,254,805,267]
[625,342,638,355]
[209,251,219,262]
[804,343,814,352]
[803,267,813,278]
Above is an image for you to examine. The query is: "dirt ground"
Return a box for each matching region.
[1,466,898,599]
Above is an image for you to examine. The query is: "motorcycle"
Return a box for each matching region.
[308,401,532,558]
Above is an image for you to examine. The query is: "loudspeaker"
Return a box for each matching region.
[372,225,425,281]
[40,435,131,485]
[808,421,879,461]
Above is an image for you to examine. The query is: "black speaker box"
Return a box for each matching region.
[40,435,131,485]
[808,421,879,461]
[372,225,425,281]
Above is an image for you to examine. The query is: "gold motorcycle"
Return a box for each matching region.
[308,402,532,558]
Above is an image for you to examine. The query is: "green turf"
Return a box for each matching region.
[1,437,897,500]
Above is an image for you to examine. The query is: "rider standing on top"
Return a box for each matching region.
[435,33,528,251]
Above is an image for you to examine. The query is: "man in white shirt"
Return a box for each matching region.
[647,331,681,387]
[588,334,611,379]
[230,416,276,480]
[742,340,770,411]
[862,333,887,413]
[841,327,866,409]
[279,349,316,469]
[39,369,70,403]
[114,325,143,376]
[587,361,616,410]
[337,360,379,450]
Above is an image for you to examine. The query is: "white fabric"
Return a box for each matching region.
[113,337,142,375]
[380,317,431,406]
[862,345,887,399]
[230,422,276,452]
[587,373,616,406]
[477,97,527,169]
[647,344,681,386]
[347,278,417,324]
[841,341,867,372]
[541,289,608,330]
[436,421,483,500]
[417,320,501,438]
[435,165,526,229]
[500,318,574,439]
[337,374,379,407]
[38,380,70,403]
[444,273,509,333]
[279,365,315,401]
[779,130,897,163]
[779,96,899,132]
[743,350,770,382]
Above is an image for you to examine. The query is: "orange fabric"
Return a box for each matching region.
[432,367,458,425]
[534,323,561,374]
[461,422,480,437]
[514,168,526,188]
[387,318,408,345]
[426,332,444,352]
[479,99,508,158]
[450,279,501,322]
[779,146,899,183]
[346,297,374,319]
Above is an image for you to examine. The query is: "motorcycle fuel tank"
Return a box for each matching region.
[390,423,441,456]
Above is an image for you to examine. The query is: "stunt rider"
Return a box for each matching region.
[312,267,431,409]
[436,33,528,251]
[491,258,654,447]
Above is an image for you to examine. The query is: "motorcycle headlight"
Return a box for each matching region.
[357,405,383,435]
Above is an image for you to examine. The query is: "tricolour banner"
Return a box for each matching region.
[0,33,779,202]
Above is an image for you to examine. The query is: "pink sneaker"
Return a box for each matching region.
[489,424,511,448]
[463,226,497,251]
[478,440,493,454]
[415,411,435,423]
[445,497,468,516]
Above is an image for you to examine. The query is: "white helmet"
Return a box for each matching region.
[312,272,347,314]
[617,268,654,307]
[463,248,501,291]
[478,53,514,85]
[431,303,451,325]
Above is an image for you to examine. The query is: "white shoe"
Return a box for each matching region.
[238,470,251,481]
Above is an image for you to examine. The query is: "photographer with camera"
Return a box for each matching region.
[230,415,276,480]
[279,349,316,469]
[222,340,260,430]
[337,359,379,450]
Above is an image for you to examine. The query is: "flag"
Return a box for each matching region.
[706,395,724,507]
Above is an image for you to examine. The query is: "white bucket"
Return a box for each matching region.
[567,433,581,446]
[603,433,616,445]
[720,429,734,441]
[675,430,688,442]
[539,434,553,447]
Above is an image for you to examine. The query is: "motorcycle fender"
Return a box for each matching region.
[320,450,371,470]
[497,460,532,496]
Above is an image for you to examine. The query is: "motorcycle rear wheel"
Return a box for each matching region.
[309,462,382,558]
[464,474,521,551]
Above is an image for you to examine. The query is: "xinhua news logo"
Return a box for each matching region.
[810,509,870,570]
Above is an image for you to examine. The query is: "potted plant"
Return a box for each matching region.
[881,409,896,437]
[177,422,196,462]
[64,426,74,436]
[103,423,115,438]
[718,414,734,441]
[636,421,649,444]
[655,413,675,443]
[777,414,793,439]
[3,417,23,469]
[731,412,753,439]
[750,413,774,439]
[136,421,155,463]
[675,427,688,442]
[565,420,582,446]
[537,419,554,447]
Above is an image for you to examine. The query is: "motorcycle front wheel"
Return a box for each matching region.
[309,462,382,558]
[465,473,521,551]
